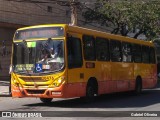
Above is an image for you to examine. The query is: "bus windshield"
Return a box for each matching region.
[13,39,64,74]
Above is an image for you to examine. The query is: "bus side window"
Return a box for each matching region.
[142,46,150,63]
[150,47,156,64]
[67,36,83,68]
[110,40,122,62]
[83,35,96,61]
[122,42,132,62]
[96,37,110,61]
[132,44,142,63]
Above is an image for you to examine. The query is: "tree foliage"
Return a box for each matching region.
[82,0,160,40]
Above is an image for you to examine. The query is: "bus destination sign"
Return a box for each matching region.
[14,27,64,40]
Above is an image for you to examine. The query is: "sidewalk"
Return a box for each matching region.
[0,81,11,97]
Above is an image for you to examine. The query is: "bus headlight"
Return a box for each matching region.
[53,76,65,87]
[12,79,20,87]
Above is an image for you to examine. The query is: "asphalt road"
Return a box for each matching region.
[0,87,160,120]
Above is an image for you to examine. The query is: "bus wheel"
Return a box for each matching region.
[85,82,97,102]
[135,78,142,94]
[40,98,53,103]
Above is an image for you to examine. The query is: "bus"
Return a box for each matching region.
[10,24,157,103]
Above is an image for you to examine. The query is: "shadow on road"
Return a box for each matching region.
[23,88,160,109]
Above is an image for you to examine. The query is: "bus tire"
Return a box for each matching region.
[85,80,98,102]
[135,77,142,94]
[40,98,53,103]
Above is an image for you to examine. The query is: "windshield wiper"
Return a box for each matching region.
[40,66,64,74]
[16,71,28,74]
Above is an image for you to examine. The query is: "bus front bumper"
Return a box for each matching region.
[11,84,66,98]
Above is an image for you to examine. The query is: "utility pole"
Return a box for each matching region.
[56,0,80,26]
[69,0,79,26]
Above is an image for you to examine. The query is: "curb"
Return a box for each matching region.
[0,80,11,97]
[0,92,12,97]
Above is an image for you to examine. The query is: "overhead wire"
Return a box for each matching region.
[0,9,65,17]
[2,0,68,16]
[0,0,65,17]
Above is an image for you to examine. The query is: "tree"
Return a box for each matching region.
[82,0,160,40]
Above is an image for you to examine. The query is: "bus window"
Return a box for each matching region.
[67,36,83,68]
[83,35,96,61]
[132,44,142,63]
[96,37,110,61]
[150,47,156,64]
[110,40,122,62]
[122,42,132,62]
[142,46,150,63]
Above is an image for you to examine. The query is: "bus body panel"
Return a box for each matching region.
[134,63,157,89]
[111,62,134,92]
[96,61,111,94]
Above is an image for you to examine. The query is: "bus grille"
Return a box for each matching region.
[26,89,45,94]
[19,77,46,82]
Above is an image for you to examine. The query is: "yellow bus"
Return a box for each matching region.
[10,24,157,103]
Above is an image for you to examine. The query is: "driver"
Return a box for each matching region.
[50,42,62,59]
[40,49,51,63]
[39,40,62,63]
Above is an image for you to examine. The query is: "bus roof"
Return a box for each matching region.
[67,25,154,47]
[17,24,67,31]
[16,24,154,47]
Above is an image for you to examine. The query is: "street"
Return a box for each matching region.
[0,86,160,120]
